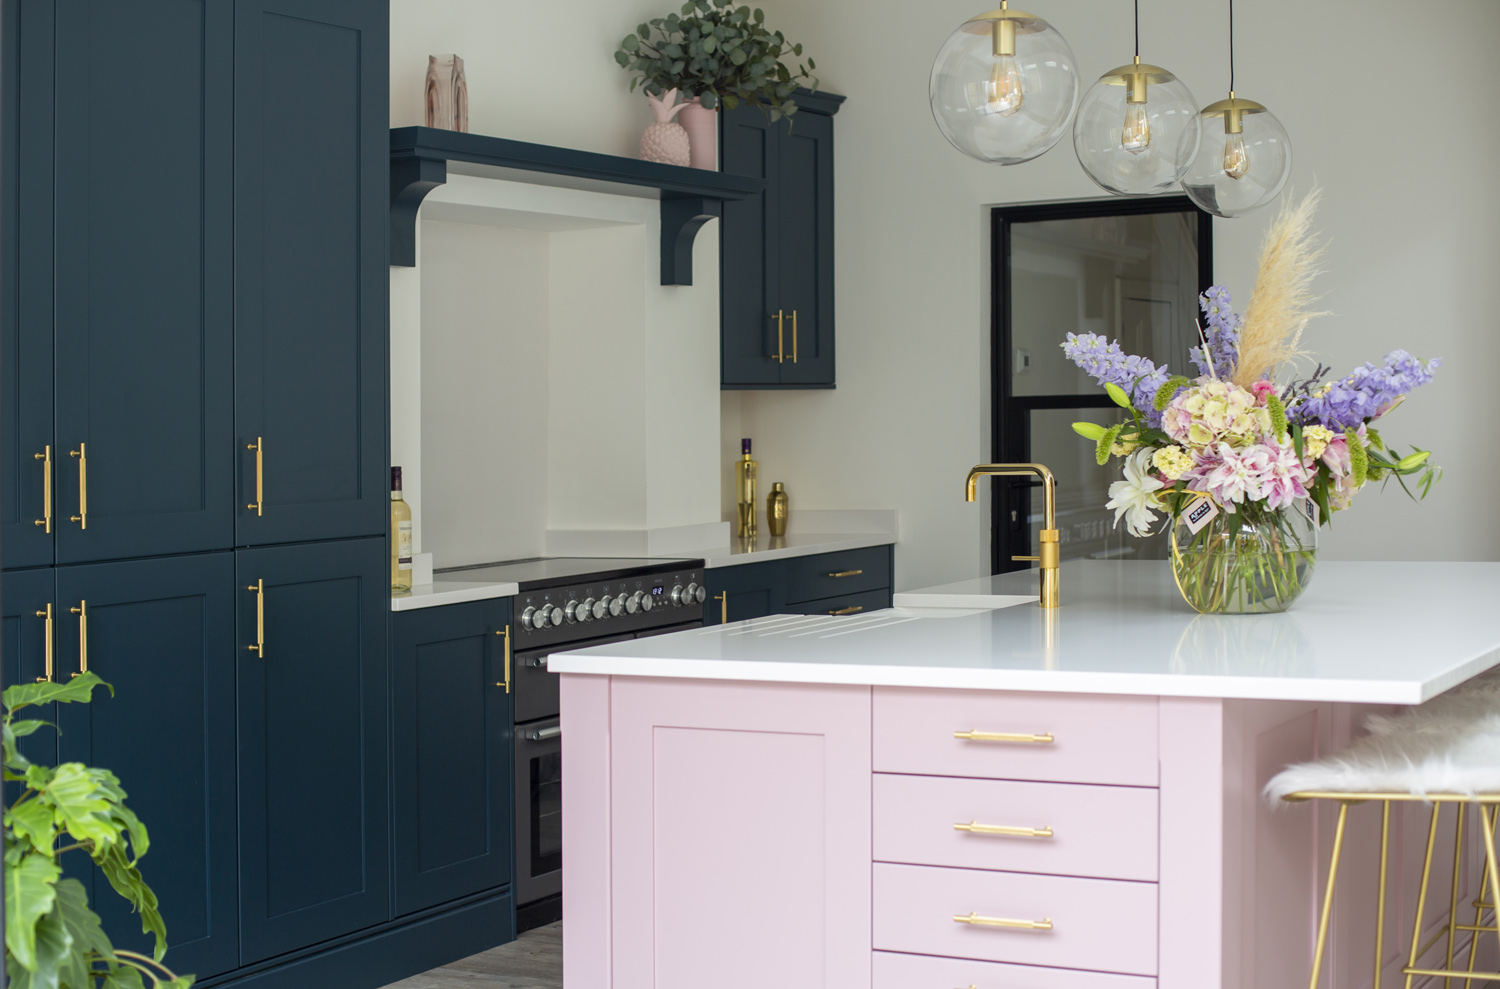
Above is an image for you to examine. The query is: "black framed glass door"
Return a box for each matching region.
[992,198,1212,573]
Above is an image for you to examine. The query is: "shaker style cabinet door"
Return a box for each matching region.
[234,0,389,546]
[52,0,235,564]
[703,560,787,625]
[719,108,781,387]
[235,537,389,962]
[53,553,240,980]
[1,1,57,570]
[391,599,514,916]
[773,109,835,387]
[0,567,60,778]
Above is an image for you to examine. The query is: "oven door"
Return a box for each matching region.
[514,632,634,724]
[514,716,562,907]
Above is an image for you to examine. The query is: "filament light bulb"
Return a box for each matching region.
[1222,132,1249,179]
[984,55,1024,116]
[1121,102,1151,154]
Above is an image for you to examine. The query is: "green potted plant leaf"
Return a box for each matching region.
[616,0,818,169]
[3,672,193,988]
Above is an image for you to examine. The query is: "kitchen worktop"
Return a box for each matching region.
[548,560,1500,704]
[667,529,895,568]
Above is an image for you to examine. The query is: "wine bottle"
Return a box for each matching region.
[736,439,758,540]
[391,466,413,592]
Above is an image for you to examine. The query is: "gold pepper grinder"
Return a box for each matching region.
[767,482,789,537]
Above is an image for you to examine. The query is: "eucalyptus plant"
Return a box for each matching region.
[616,0,817,121]
[3,673,191,989]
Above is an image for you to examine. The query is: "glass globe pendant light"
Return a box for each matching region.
[1182,0,1292,217]
[1072,0,1199,196]
[929,1,1080,165]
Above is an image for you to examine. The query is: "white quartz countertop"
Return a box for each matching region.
[676,530,893,568]
[548,560,1500,704]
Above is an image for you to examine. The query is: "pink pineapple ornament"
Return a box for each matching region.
[639,88,692,167]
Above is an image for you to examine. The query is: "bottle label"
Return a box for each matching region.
[397,520,413,569]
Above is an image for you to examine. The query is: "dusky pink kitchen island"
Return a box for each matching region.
[550,561,1500,989]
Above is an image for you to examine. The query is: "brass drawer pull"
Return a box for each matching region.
[714,592,728,624]
[69,601,87,677]
[954,821,1054,839]
[790,309,798,363]
[496,625,511,692]
[774,310,785,363]
[68,444,86,528]
[33,446,51,532]
[954,729,1054,744]
[247,580,264,657]
[829,605,863,616]
[35,604,54,682]
[827,569,863,578]
[246,437,264,515]
[954,912,1053,931]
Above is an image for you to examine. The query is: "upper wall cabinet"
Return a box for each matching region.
[234,0,388,546]
[720,91,843,389]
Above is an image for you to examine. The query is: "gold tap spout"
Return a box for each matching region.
[965,463,1060,609]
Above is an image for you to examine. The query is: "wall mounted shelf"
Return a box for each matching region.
[390,126,763,284]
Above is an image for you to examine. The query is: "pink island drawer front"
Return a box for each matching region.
[873,862,1159,976]
[873,773,1159,882]
[873,687,1159,786]
[874,950,1157,989]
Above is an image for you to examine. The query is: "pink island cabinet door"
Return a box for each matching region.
[589,676,872,989]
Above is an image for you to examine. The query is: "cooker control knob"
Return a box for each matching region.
[564,600,582,623]
[592,597,609,620]
[578,597,595,622]
[520,606,537,630]
[694,584,707,604]
[670,584,685,606]
[640,593,653,612]
[683,582,700,605]
[534,604,554,627]
[625,591,642,614]
[609,595,625,617]
[550,606,565,626]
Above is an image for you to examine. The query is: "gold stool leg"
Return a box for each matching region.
[1375,800,1392,989]
[1406,803,1444,989]
[1466,805,1497,989]
[1479,803,1500,984]
[1311,801,1352,989]
[1447,802,1468,988]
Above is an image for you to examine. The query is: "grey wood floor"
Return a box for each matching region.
[381,922,562,989]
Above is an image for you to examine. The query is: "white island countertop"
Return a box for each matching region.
[549,560,1500,704]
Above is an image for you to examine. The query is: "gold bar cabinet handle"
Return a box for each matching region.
[496,625,511,692]
[829,605,863,616]
[34,604,54,682]
[954,729,1055,744]
[827,569,863,578]
[68,444,86,528]
[954,821,1054,839]
[69,601,87,677]
[953,912,1053,931]
[33,446,51,532]
[247,437,263,515]
[791,310,798,363]
[246,580,264,657]
[715,592,727,624]
[774,310,785,363]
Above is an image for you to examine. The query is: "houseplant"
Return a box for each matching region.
[4,672,192,988]
[616,0,817,168]
[1063,191,1441,613]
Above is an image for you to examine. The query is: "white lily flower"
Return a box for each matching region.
[1106,448,1165,537]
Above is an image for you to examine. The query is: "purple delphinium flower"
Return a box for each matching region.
[1294,350,1440,430]
[1061,332,1170,427]
[1189,285,1241,379]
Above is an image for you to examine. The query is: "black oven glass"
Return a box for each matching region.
[529,750,562,877]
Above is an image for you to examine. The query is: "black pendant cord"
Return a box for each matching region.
[1228,0,1236,91]
[1134,0,1140,57]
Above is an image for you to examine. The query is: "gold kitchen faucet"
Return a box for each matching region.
[965,463,1060,609]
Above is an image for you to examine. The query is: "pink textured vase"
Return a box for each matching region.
[677,99,719,170]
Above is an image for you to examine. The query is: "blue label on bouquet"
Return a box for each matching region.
[1185,497,1219,535]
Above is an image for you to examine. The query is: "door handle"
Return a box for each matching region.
[829,605,863,616]
[526,725,562,742]
[246,580,264,657]
[714,591,727,624]
[69,601,87,677]
[68,444,86,528]
[953,912,1053,931]
[790,310,798,364]
[953,820,1054,839]
[33,446,51,532]
[827,569,863,578]
[774,311,785,363]
[34,604,54,682]
[246,437,263,516]
[496,625,511,692]
[954,729,1054,744]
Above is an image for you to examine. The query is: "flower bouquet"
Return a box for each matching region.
[1063,193,1441,614]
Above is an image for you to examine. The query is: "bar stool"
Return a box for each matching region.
[1266,669,1500,989]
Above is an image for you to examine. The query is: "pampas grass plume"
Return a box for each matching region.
[1233,190,1329,388]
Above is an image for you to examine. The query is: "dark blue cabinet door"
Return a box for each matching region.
[235,537,389,962]
[775,110,835,387]
[391,598,514,916]
[1,1,56,569]
[52,0,234,564]
[703,560,787,625]
[53,553,239,979]
[720,108,780,387]
[234,0,388,546]
[1,568,60,787]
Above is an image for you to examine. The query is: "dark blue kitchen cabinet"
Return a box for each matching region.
[235,537,389,963]
[720,91,842,389]
[704,545,894,624]
[52,0,235,564]
[234,0,389,547]
[391,598,514,916]
[1,567,59,777]
[704,560,788,625]
[53,553,240,980]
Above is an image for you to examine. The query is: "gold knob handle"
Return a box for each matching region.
[774,311,785,363]
[34,604,54,682]
[954,821,1054,839]
[69,601,87,677]
[33,446,51,532]
[68,445,86,528]
[496,625,511,692]
[954,729,1055,744]
[827,569,863,578]
[714,592,727,625]
[953,912,1053,931]
[246,580,264,657]
[246,437,263,515]
[829,605,863,616]
[790,310,798,364]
